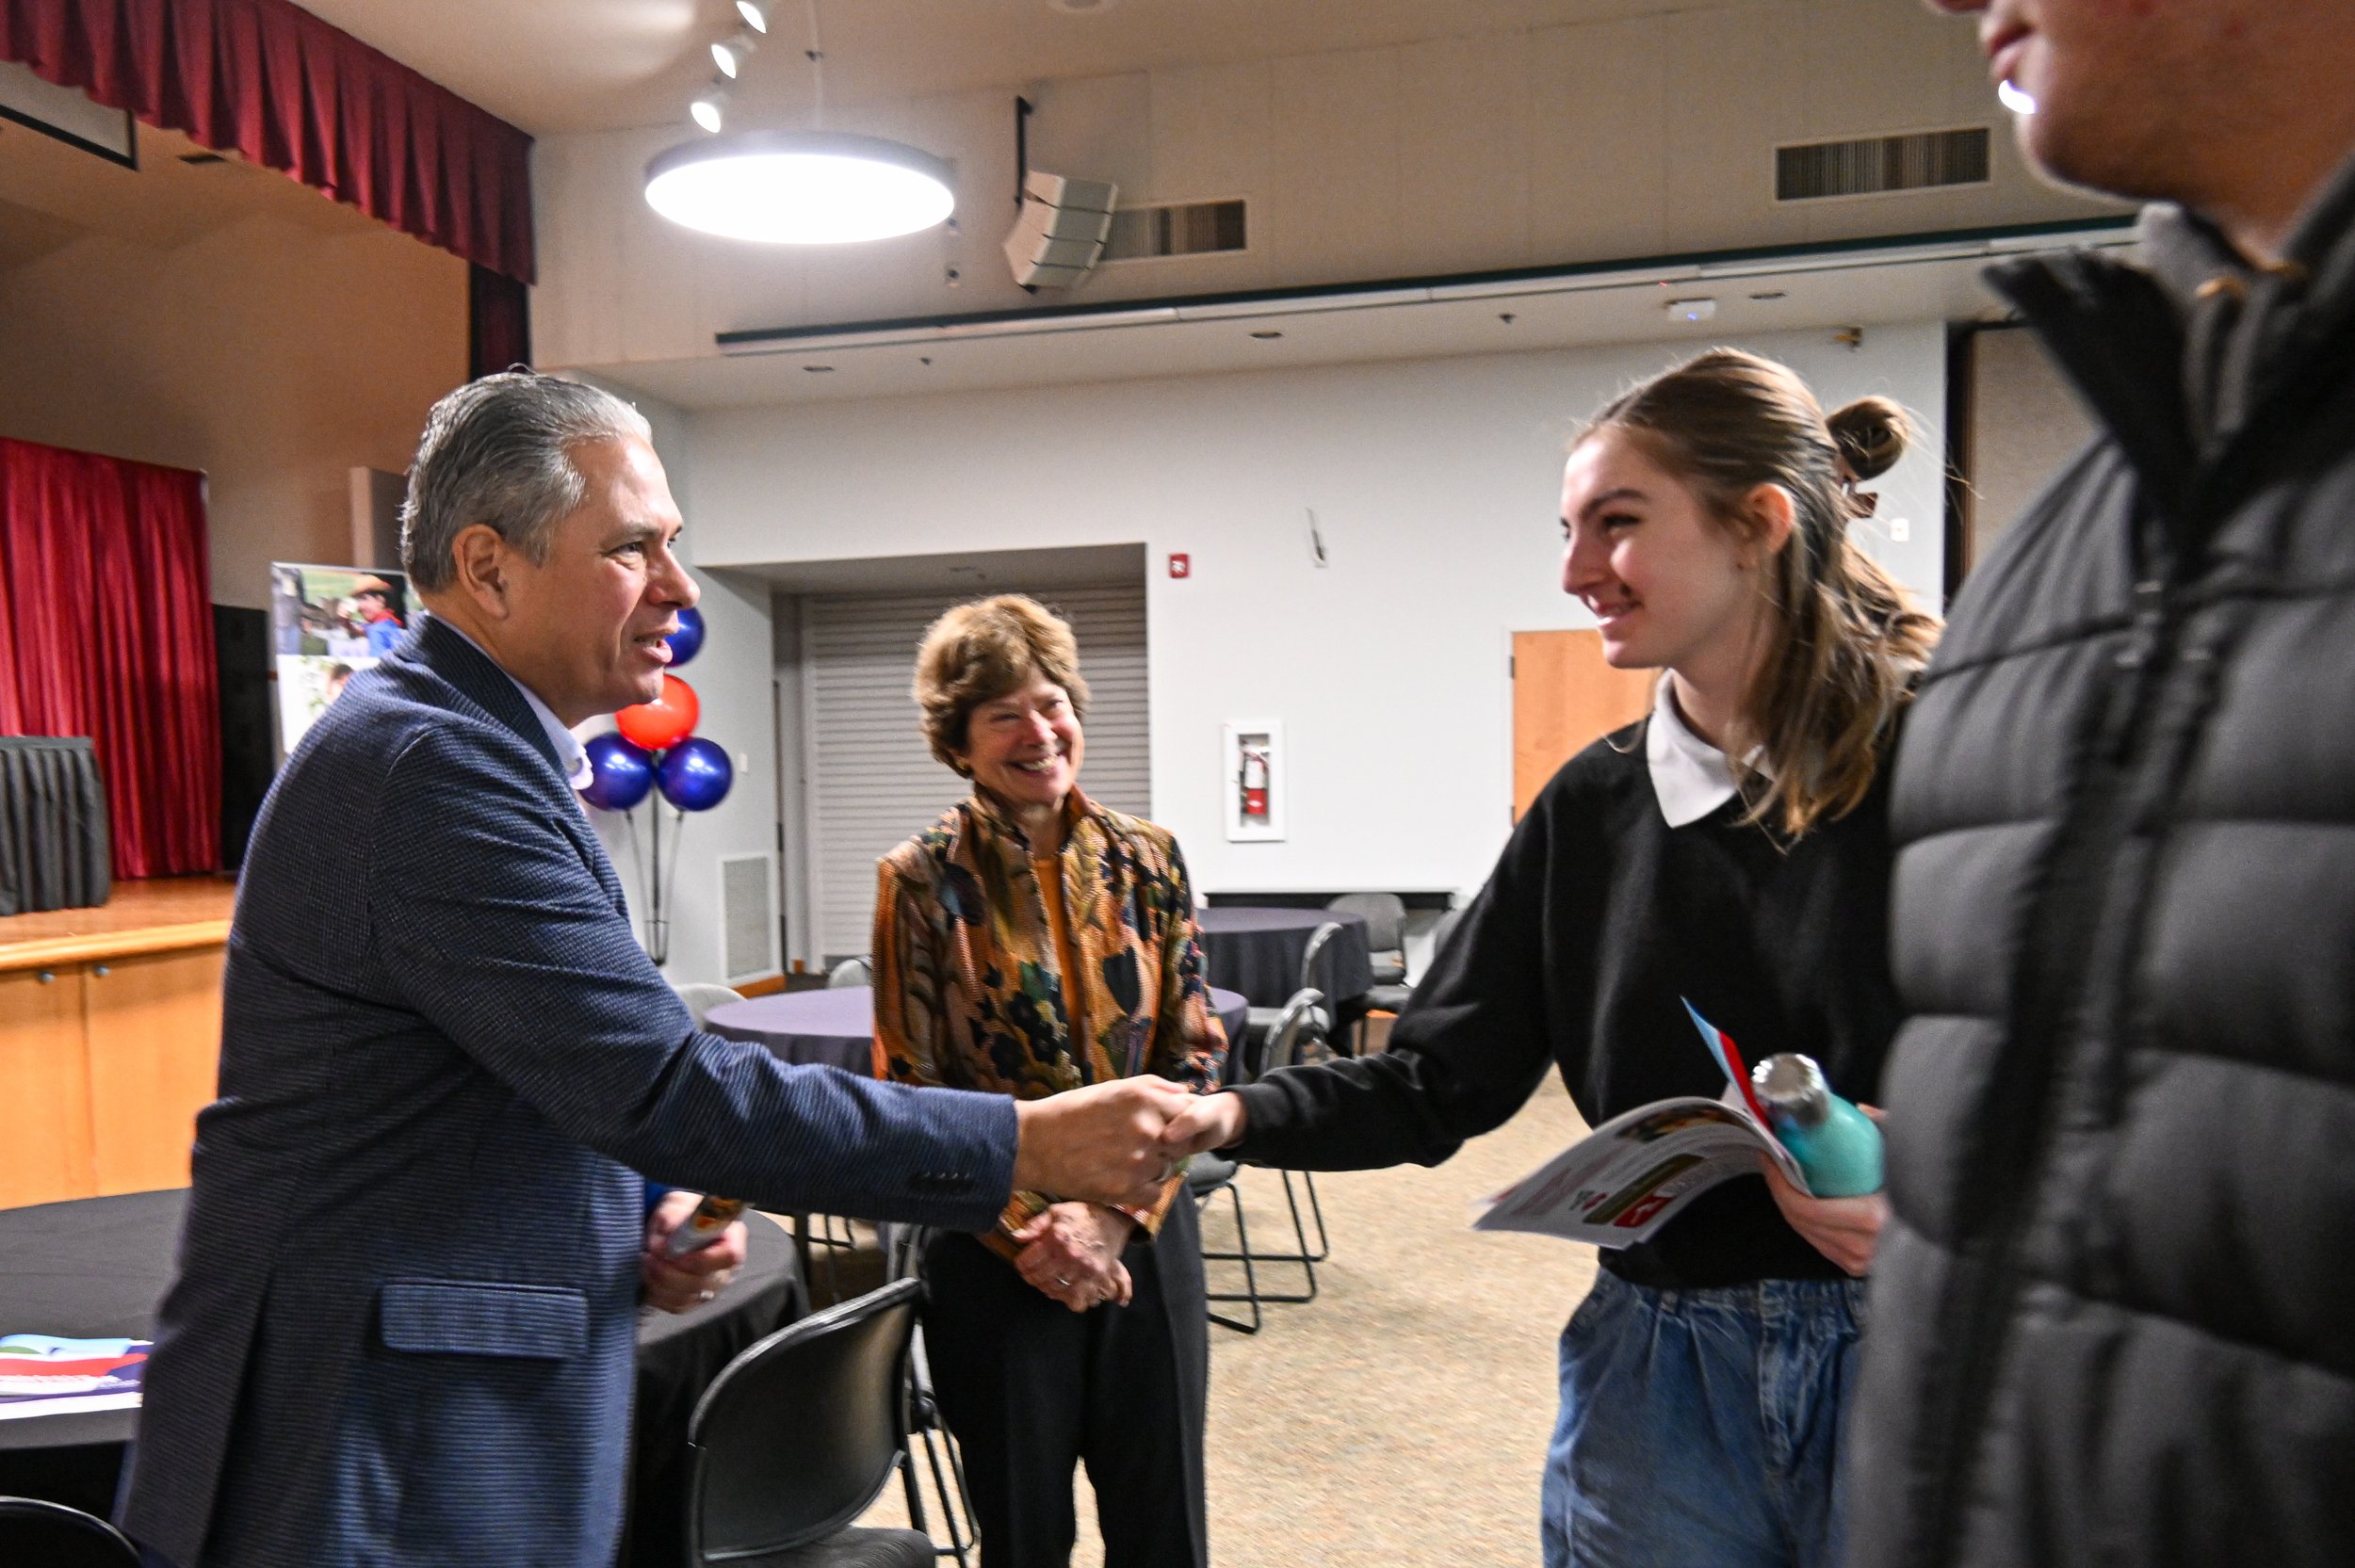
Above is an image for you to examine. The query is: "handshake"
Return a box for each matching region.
[1011,1080,1252,1208]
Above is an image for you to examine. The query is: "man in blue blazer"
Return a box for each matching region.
[119,373,1191,1568]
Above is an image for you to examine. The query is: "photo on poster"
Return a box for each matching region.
[1224,719,1284,842]
[269,563,417,759]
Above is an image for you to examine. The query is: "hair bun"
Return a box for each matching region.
[1827,396,1909,482]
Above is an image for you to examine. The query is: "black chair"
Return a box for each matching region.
[1325,893,1407,984]
[1243,921,1346,1062]
[882,1225,978,1568]
[1197,989,1332,1333]
[0,1497,141,1567]
[686,1278,935,1567]
[1427,905,1465,966]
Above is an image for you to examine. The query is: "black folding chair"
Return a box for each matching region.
[1198,988,1332,1332]
[0,1497,141,1568]
[686,1278,934,1567]
[883,1225,978,1567]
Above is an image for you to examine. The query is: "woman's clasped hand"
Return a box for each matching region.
[1010,1202,1138,1311]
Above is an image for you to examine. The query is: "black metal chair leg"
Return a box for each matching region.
[1203,1185,1262,1334]
[1293,1169,1330,1264]
[1203,1169,1319,1304]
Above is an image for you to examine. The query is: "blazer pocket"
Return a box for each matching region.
[379,1279,588,1361]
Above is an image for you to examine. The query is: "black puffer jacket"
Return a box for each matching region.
[1847,167,2355,1567]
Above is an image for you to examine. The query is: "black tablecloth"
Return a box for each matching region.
[707,984,1252,1073]
[0,1188,803,1565]
[1194,906,1374,1009]
[0,736,110,916]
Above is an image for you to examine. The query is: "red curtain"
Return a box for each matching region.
[0,0,534,283]
[0,438,220,878]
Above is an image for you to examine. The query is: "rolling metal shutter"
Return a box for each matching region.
[802,584,1150,961]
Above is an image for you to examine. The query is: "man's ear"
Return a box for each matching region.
[449,525,512,620]
[1741,483,1797,565]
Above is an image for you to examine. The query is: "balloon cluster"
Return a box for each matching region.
[578,606,734,814]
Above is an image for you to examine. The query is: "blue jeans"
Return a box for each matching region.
[1541,1270,1866,1568]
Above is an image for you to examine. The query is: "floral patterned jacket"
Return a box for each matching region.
[871,787,1227,1246]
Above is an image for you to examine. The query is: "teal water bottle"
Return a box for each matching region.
[1752,1054,1883,1197]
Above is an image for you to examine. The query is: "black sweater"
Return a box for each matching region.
[1233,719,1903,1289]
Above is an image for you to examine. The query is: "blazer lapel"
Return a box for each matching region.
[402,617,571,787]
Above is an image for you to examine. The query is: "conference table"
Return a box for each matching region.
[706,982,1253,1072]
[0,1188,803,1566]
[1194,906,1374,1010]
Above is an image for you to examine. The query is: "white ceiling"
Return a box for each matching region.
[294,0,1749,137]
[577,229,2133,412]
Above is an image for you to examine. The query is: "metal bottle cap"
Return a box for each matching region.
[1753,1052,1831,1129]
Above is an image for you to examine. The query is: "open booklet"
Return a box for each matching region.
[0,1334,150,1421]
[1471,1001,1811,1249]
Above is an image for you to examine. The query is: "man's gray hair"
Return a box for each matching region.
[399,371,654,591]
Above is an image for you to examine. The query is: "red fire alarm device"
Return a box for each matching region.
[1168,553,1191,579]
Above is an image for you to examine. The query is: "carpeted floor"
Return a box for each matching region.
[839,1071,1598,1566]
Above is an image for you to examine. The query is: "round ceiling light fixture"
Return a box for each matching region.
[1048,0,1118,10]
[645,131,956,244]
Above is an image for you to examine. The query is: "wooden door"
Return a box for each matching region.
[84,945,225,1195]
[1512,630,1655,820]
[0,963,97,1206]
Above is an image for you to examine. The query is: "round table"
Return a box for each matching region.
[1194,906,1374,1009]
[706,984,1252,1069]
[0,1188,802,1567]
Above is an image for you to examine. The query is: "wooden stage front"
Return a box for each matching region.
[0,877,237,1209]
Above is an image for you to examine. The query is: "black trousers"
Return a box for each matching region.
[920,1197,1209,1568]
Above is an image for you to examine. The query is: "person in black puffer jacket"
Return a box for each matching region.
[1854,5,2355,1566]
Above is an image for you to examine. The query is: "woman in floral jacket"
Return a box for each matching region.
[872,593,1226,1568]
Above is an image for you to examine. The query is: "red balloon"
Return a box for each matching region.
[615,674,699,752]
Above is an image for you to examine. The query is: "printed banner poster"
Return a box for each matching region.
[269,563,416,759]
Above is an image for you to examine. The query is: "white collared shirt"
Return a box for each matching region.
[1645,671,1742,828]
[433,617,594,790]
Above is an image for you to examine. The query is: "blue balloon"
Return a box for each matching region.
[579,733,656,812]
[664,606,706,669]
[658,736,734,813]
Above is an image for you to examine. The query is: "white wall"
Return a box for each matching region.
[681,324,1945,905]
[570,377,783,988]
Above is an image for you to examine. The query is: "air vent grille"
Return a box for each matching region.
[1776,127,1990,202]
[719,852,777,984]
[1103,199,1247,261]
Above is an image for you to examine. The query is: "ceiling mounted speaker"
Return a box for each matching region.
[1003,170,1118,289]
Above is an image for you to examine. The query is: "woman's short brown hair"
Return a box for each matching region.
[912,594,1090,774]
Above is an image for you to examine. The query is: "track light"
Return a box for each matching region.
[736,1,770,33]
[690,83,729,134]
[712,32,756,78]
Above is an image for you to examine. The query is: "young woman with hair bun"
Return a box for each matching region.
[1164,348,1938,1568]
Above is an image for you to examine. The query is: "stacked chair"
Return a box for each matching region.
[1242,921,1345,1069]
[1326,893,1410,1051]
[1193,989,1333,1334]
[885,1225,979,1568]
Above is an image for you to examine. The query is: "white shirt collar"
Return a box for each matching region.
[1646,671,1741,829]
[434,617,594,791]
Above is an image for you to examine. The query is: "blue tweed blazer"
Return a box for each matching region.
[121,618,1016,1568]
